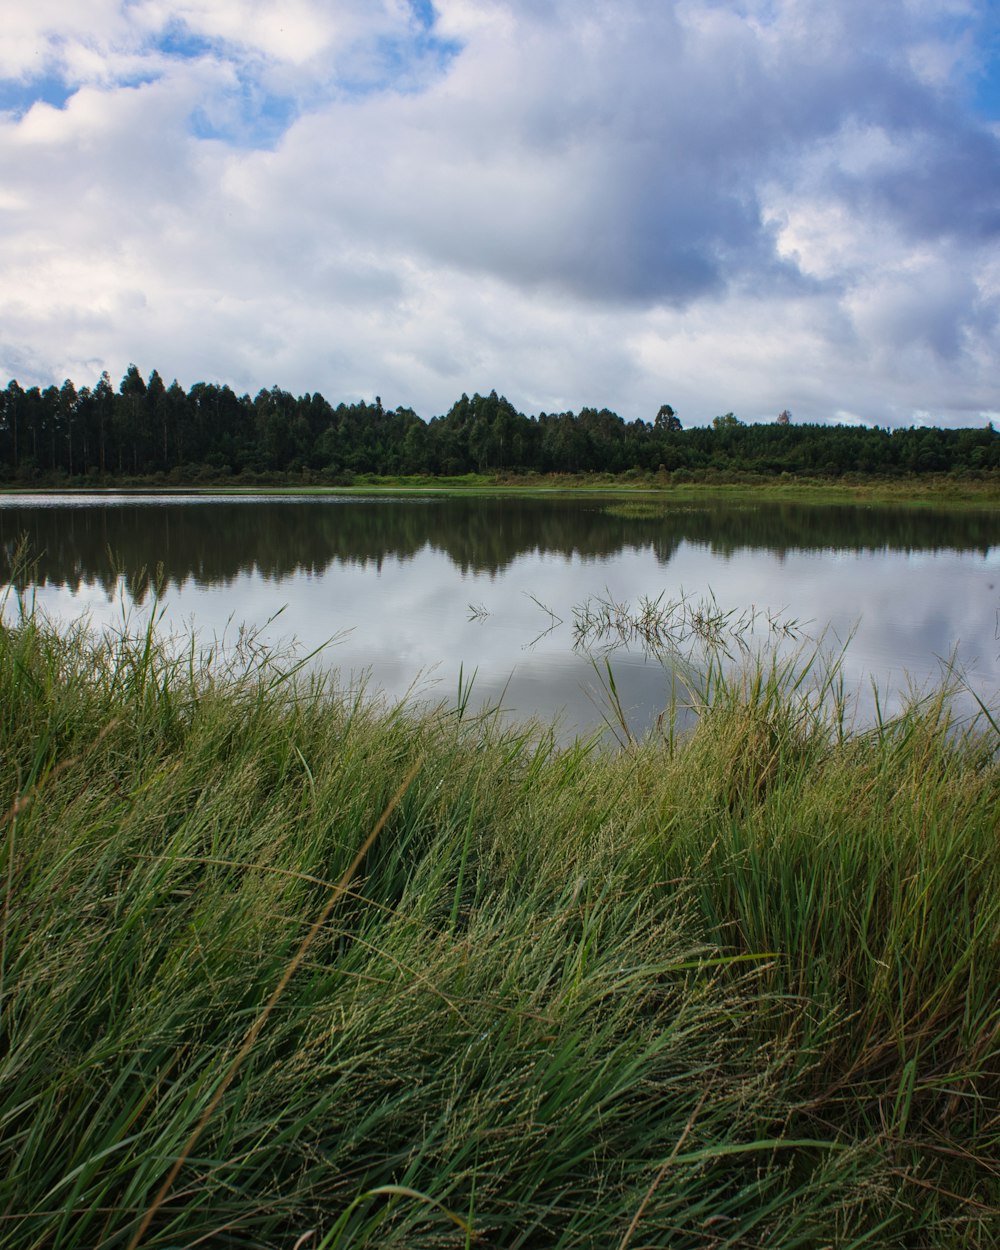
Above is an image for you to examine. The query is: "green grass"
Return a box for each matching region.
[3,469,999,507]
[0,601,998,1247]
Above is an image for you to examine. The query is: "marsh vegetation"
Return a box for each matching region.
[1,589,998,1247]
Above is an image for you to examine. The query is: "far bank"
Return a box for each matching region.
[2,469,999,508]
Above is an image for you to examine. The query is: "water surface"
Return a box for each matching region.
[2,493,998,739]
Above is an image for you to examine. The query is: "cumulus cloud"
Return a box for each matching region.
[0,0,998,426]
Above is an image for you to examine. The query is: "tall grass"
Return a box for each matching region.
[0,598,998,1248]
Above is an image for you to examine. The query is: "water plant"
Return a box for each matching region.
[572,587,803,657]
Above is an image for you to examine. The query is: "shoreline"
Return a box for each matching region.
[2,470,999,508]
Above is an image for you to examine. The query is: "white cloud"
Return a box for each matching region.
[136,0,345,63]
[0,0,998,426]
[0,1,125,79]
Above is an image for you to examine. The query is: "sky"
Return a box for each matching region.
[1,0,999,428]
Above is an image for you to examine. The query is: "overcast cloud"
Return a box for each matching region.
[1,0,999,426]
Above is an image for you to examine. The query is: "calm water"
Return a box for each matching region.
[2,492,999,739]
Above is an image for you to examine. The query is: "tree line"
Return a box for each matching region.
[2,367,998,482]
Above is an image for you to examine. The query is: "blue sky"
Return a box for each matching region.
[0,75,74,117]
[1,0,998,428]
[973,29,1000,117]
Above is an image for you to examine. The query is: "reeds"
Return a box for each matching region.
[572,588,802,657]
[0,600,998,1248]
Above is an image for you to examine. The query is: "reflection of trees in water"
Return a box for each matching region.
[662,503,1000,559]
[2,498,998,596]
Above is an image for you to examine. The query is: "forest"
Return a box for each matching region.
[2,366,998,483]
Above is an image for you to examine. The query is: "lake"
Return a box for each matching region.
[2,492,999,741]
